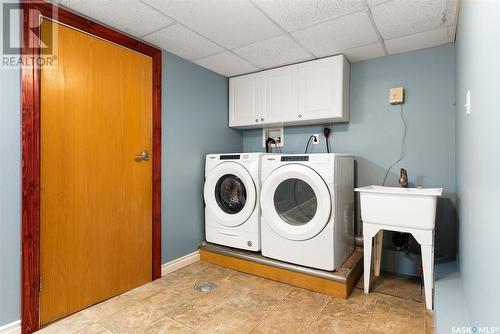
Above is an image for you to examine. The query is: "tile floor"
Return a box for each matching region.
[36,261,434,334]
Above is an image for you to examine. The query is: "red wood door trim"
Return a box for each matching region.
[21,2,162,333]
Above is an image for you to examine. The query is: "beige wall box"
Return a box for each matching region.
[389,87,405,104]
[229,55,350,128]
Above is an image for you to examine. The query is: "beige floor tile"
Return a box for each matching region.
[97,302,165,333]
[425,310,435,334]
[36,313,93,334]
[309,315,367,334]
[143,317,195,334]
[72,322,111,334]
[372,273,398,295]
[197,308,259,334]
[140,288,191,312]
[79,295,138,322]
[322,289,378,327]
[251,288,330,334]
[163,287,234,330]
[356,272,398,296]
[42,261,432,334]
[179,261,212,274]
[396,276,423,302]
[124,280,166,301]
[368,293,425,334]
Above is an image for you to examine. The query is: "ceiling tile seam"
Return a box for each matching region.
[377,18,458,41]
[383,25,457,44]
[363,1,388,56]
[286,7,368,34]
[140,0,240,54]
[140,21,177,39]
[247,0,317,58]
[138,0,179,24]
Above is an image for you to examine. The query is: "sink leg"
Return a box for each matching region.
[363,234,373,293]
[373,231,383,277]
[421,243,434,310]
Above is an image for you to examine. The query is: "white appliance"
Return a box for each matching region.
[260,153,354,271]
[204,153,264,251]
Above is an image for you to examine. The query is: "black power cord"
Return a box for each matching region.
[265,137,276,153]
[304,135,316,154]
[323,127,331,153]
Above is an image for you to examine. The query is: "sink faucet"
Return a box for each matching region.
[399,168,408,188]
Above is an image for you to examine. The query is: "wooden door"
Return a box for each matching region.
[40,19,153,325]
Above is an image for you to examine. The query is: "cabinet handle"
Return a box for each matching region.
[261,118,264,121]
[298,114,302,118]
[255,119,259,122]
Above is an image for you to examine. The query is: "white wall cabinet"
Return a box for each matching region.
[229,55,349,128]
[229,73,261,127]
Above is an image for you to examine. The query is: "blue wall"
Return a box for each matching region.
[454,0,500,328]
[244,44,457,274]
[162,52,241,262]
[0,0,21,325]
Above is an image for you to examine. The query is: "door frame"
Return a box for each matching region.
[21,2,162,333]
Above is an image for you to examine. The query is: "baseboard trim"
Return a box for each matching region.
[161,250,200,276]
[0,320,21,334]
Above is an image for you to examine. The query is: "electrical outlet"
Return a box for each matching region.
[312,134,319,144]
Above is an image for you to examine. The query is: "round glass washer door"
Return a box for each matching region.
[204,162,256,227]
[260,164,331,241]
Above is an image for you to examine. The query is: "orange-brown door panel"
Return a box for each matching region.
[40,19,153,325]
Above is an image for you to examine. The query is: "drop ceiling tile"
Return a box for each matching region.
[58,0,173,37]
[292,11,379,57]
[342,42,386,63]
[367,0,391,7]
[385,27,453,55]
[253,0,365,32]
[144,0,282,49]
[143,24,223,60]
[234,35,313,68]
[194,52,258,77]
[370,0,458,40]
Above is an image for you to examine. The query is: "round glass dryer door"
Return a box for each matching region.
[273,178,317,226]
[261,164,331,241]
[204,162,256,227]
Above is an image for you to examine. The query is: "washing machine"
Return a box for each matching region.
[204,153,264,251]
[260,153,354,271]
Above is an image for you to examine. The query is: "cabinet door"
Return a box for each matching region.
[229,74,260,127]
[298,56,346,121]
[260,66,297,125]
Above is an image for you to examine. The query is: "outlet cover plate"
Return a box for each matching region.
[262,127,284,148]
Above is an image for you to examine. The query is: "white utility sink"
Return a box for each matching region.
[355,185,443,230]
[355,185,443,310]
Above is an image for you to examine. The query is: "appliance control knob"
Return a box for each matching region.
[298,114,302,118]
[247,241,252,247]
[255,119,258,122]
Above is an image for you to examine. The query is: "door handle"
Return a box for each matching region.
[135,150,150,161]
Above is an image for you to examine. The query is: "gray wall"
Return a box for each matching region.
[0,0,21,324]
[243,44,457,275]
[455,0,500,327]
[162,52,241,262]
